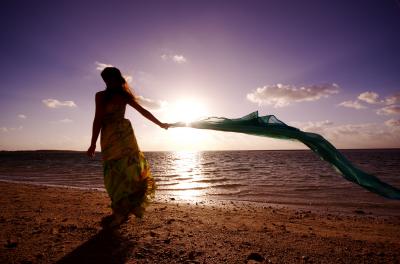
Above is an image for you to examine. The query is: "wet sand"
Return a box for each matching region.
[1,181,399,263]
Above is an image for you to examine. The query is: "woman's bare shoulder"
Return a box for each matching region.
[96,90,106,96]
[95,90,107,100]
[94,91,107,106]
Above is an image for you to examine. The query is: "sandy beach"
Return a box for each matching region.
[1,181,399,264]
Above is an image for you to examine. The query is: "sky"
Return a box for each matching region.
[0,0,399,151]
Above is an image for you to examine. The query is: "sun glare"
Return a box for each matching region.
[165,98,211,151]
[168,99,208,124]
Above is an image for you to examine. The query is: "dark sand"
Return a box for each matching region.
[1,181,400,263]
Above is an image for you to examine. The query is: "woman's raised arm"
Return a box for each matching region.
[127,96,169,129]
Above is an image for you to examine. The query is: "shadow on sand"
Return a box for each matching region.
[56,227,134,264]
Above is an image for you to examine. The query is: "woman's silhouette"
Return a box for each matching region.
[87,67,169,227]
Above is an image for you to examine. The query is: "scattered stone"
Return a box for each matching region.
[188,250,196,260]
[5,239,18,249]
[166,218,175,224]
[354,210,366,215]
[67,224,78,231]
[247,252,264,262]
[170,197,176,201]
[35,253,44,259]
[135,252,144,259]
[141,246,151,253]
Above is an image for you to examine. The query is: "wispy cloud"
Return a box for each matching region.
[358,91,381,104]
[95,61,113,71]
[124,75,133,83]
[0,126,23,133]
[246,83,339,107]
[172,55,187,63]
[50,118,73,124]
[135,95,167,111]
[290,120,334,134]
[384,92,400,105]
[329,123,375,136]
[302,120,334,129]
[377,105,400,115]
[385,119,400,127]
[290,120,399,148]
[59,118,73,123]
[18,114,27,119]
[339,91,400,114]
[42,99,77,108]
[337,100,366,109]
[161,53,187,64]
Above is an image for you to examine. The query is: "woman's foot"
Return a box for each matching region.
[109,213,129,228]
[101,213,129,228]
[132,206,144,218]
[100,214,114,228]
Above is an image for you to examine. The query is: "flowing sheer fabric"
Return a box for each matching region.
[171,111,400,199]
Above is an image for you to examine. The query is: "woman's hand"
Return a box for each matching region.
[159,123,170,130]
[86,144,96,158]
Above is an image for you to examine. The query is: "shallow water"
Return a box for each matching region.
[0,149,399,213]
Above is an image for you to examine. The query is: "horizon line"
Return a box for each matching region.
[1,147,400,153]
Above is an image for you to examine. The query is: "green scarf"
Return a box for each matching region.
[171,111,400,199]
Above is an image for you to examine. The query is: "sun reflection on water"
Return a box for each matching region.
[169,151,208,200]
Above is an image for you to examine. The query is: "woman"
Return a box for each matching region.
[87,67,169,228]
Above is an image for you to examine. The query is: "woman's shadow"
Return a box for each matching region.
[56,227,133,264]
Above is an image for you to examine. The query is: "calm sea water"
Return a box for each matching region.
[0,150,399,213]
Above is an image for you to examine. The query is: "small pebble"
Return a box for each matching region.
[247,252,264,262]
[5,239,18,249]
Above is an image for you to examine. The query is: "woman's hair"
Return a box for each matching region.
[100,67,135,102]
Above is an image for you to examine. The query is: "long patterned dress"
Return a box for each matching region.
[100,102,155,218]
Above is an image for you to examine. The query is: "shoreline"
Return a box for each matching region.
[1,179,399,217]
[1,181,400,263]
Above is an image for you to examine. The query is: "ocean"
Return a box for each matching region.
[1,149,399,214]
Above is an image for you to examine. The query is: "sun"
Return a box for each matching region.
[164,98,211,151]
[168,98,208,124]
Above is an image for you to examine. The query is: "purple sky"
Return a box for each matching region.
[1,0,399,151]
